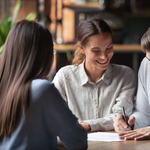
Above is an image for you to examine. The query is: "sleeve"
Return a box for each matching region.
[132,64,150,129]
[40,82,87,149]
[52,69,67,102]
[83,114,115,131]
[83,68,136,131]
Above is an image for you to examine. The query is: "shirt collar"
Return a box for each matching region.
[79,61,89,86]
[78,61,112,86]
[100,64,112,85]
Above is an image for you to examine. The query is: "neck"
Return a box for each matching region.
[84,64,105,83]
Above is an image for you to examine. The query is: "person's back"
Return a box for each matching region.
[0,79,87,150]
[0,20,87,150]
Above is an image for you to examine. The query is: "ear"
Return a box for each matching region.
[80,46,85,54]
[77,41,85,54]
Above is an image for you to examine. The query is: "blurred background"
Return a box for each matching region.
[1,0,150,80]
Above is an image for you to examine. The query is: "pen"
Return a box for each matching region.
[122,107,129,128]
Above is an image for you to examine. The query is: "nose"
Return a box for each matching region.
[100,52,107,59]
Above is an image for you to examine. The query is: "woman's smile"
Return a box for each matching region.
[96,59,109,65]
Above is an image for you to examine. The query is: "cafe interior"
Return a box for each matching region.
[1,0,150,81]
[1,0,150,149]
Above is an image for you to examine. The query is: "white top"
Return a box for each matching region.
[53,62,136,131]
[132,57,150,129]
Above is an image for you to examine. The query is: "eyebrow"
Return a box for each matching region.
[107,43,113,47]
[91,47,100,49]
[91,43,113,49]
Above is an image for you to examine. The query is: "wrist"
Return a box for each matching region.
[80,122,91,132]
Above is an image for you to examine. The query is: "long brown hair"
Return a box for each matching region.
[0,20,53,139]
[72,17,112,65]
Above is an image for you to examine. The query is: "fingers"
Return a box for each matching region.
[113,118,124,133]
[113,122,128,133]
[135,133,150,141]
[113,114,129,133]
[117,114,128,128]
[114,119,122,132]
[123,134,144,140]
[128,116,135,127]
[119,130,136,136]
[118,130,137,140]
[119,132,137,140]
[118,130,146,140]
[118,126,150,141]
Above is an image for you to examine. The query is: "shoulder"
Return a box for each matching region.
[139,57,147,71]
[56,65,77,75]
[138,57,149,80]
[109,64,136,86]
[31,79,53,91]
[54,65,79,80]
[31,79,57,101]
[111,64,134,76]
[141,57,147,65]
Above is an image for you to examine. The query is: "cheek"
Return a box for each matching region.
[108,50,114,58]
[85,51,95,59]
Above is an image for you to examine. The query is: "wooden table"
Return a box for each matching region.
[87,131,150,150]
[58,131,150,150]
[88,139,150,150]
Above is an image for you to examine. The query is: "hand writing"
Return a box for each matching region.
[113,114,135,133]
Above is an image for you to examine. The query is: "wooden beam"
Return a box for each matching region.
[54,44,142,52]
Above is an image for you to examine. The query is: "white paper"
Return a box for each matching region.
[88,132,124,142]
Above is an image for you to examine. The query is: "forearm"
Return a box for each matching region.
[83,114,115,132]
[83,97,134,132]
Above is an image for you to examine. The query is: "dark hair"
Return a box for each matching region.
[141,27,150,52]
[0,20,53,139]
[72,17,112,65]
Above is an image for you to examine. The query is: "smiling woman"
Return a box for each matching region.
[80,33,114,83]
[53,17,136,132]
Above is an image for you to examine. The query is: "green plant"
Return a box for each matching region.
[0,0,36,53]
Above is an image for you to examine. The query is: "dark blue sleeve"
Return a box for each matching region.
[32,80,87,149]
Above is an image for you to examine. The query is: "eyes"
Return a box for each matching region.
[92,50,100,53]
[91,46,113,53]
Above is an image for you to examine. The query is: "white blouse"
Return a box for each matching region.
[53,62,136,131]
[132,57,150,129]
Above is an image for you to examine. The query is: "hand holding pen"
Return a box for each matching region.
[113,107,135,133]
[122,107,130,130]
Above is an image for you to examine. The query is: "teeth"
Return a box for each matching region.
[99,60,107,64]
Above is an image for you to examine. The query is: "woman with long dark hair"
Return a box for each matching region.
[0,20,87,150]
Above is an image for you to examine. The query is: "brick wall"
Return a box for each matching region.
[11,0,36,22]
[2,0,37,22]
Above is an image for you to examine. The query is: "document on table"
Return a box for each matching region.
[88,132,124,142]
